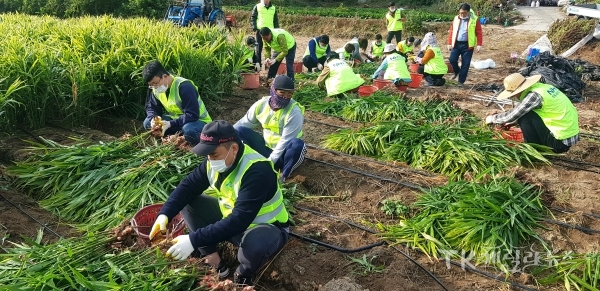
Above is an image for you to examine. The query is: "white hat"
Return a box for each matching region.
[497,73,542,100]
[383,43,396,53]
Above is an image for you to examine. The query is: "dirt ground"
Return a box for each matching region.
[2,24,600,291]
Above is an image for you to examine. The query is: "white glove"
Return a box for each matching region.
[485,115,494,125]
[254,63,261,71]
[317,63,323,70]
[476,46,482,53]
[149,214,168,240]
[166,235,195,260]
[447,45,452,52]
[150,116,160,128]
[161,121,171,135]
[246,57,253,63]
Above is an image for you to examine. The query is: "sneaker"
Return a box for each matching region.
[216,261,229,278]
[234,272,253,286]
[451,73,458,80]
[457,82,464,87]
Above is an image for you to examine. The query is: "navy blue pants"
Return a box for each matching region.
[236,126,306,179]
[180,194,289,285]
[449,42,474,84]
[143,115,206,145]
[267,44,297,81]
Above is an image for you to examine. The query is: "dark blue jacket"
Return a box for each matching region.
[145,81,201,130]
[307,36,331,63]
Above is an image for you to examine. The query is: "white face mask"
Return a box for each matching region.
[209,146,233,173]
[389,8,396,12]
[154,84,168,93]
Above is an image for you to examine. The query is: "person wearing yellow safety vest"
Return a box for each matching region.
[335,37,365,66]
[396,36,416,57]
[371,44,412,85]
[243,36,261,72]
[316,53,365,96]
[259,27,297,81]
[234,75,306,183]
[302,35,331,73]
[251,0,279,67]
[368,34,386,62]
[446,3,483,87]
[413,32,448,86]
[149,120,290,287]
[142,60,212,145]
[385,2,405,44]
[485,73,580,153]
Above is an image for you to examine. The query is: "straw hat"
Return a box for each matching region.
[383,43,396,54]
[497,73,542,100]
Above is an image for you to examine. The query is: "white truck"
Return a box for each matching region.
[566,3,600,19]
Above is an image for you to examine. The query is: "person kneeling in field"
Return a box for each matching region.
[243,36,261,72]
[485,73,580,153]
[371,44,412,86]
[316,53,365,96]
[234,75,306,183]
[149,120,290,287]
[413,32,448,87]
[142,60,212,145]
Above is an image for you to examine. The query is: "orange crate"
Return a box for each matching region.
[500,127,524,142]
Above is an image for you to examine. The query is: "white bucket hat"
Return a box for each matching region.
[383,43,396,54]
[497,73,542,100]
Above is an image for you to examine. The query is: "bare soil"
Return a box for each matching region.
[2,25,600,291]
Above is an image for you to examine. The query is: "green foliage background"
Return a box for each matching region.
[0,0,170,18]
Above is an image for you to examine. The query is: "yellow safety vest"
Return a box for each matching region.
[384,53,411,80]
[386,10,403,31]
[266,28,295,53]
[254,96,304,148]
[371,41,386,57]
[206,146,288,228]
[303,38,329,58]
[324,59,365,96]
[397,40,413,54]
[519,83,579,140]
[153,77,212,123]
[451,12,478,48]
[423,47,448,75]
[256,3,276,29]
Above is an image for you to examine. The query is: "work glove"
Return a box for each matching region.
[166,235,195,260]
[149,214,169,240]
[447,45,452,52]
[317,63,323,70]
[254,63,261,71]
[160,121,171,136]
[246,57,253,64]
[476,46,482,53]
[485,115,494,125]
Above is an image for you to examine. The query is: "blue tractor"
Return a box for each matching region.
[165,0,233,28]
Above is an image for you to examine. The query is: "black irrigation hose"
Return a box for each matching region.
[580,132,600,141]
[293,206,449,291]
[17,127,45,144]
[288,232,384,253]
[294,206,538,291]
[0,193,63,239]
[305,157,425,191]
[551,156,600,168]
[544,219,600,235]
[550,206,600,220]
[549,158,600,175]
[306,143,434,177]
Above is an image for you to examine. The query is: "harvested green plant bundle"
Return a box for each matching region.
[8,134,201,231]
[0,232,204,290]
[292,83,327,105]
[323,120,550,178]
[378,178,548,272]
[353,62,380,76]
[536,252,600,290]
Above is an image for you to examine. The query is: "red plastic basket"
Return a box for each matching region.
[131,203,186,242]
[500,127,524,143]
[358,85,379,97]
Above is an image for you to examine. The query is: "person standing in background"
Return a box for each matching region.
[251,0,279,70]
[446,3,482,87]
[385,2,405,44]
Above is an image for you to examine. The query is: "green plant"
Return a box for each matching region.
[380,199,410,217]
[536,252,600,291]
[348,254,385,275]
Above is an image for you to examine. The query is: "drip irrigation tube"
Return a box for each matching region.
[305,157,425,191]
[0,193,63,239]
[550,206,600,220]
[544,219,600,235]
[293,206,449,291]
[288,232,384,253]
[580,132,600,141]
[306,143,434,177]
[549,157,600,175]
[294,206,537,291]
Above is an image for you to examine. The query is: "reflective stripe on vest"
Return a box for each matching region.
[325,59,365,96]
[267,29,295,53]
[386,10,403,31]
[206,146,288,228]
[303,38,329,58]
[256,3,276,29]
[153,77,211,123]
[424,47,448,75]
[397,40,413,54]
[519,83,579,140]
[384,53,411,80]
[254,97,304,148]
[371,41,386,57]
[451,13,477,48]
